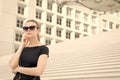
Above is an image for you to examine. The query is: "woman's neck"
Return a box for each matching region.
[27,38,40,47]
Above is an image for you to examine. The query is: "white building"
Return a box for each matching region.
[0,0,120,56]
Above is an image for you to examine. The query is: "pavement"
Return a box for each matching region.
[0,54,14,80]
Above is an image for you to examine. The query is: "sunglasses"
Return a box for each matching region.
[23,26,36,31]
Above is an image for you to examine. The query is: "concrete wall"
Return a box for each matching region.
[0,0,17,56]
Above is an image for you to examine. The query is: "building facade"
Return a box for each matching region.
[0,0,120,56]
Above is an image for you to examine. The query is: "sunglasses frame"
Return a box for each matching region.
[23,26,36,31]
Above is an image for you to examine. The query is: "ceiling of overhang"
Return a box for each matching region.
[52,0,120,12]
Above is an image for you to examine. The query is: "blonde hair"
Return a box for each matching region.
[24,19,40,41]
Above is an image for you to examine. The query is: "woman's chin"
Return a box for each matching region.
[26,35,32,39]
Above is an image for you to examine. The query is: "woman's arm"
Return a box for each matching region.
[9,45,24,70]
[9,34,30,70]
[13,54,48,76]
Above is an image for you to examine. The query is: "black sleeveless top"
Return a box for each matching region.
[13,45,49,80]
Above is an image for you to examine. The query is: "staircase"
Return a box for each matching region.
[41,30,120,80]
[0,30,120,80]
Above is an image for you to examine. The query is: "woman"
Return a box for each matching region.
[9,19,49,80]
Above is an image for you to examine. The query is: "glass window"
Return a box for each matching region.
[75,10,81,19]
[47,2,52,10]
[75,33,80,39]
[75,21,80,30]
[19,0,25,2]
[17,5,24,15]
[66,7,72,16]
[36,11,42,19]
[91,26,96,34]
[109,22,113,29]
[66,31,71,39]
[15,33,22,42]
[57,16,62,25]
[36,0,42,7]
[84,13,89,22]
[84,24,88,32]
[103,19,107,27]
[56,29,62,37]
[66,19,71,28]
[116,24,120,29]
[45,39,51,45]
[57,5,62,13]
[83,34,88,37]
[103,29,107,32]
[47,14,52,22]
[92,16,96,24]
[46,27,52,35]
[56,40,62,43]
[17,19,24,28]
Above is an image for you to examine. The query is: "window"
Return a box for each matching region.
[56,29,62,37]
[15,33,22,42]
[56,40,62,43]
[83,34,88,37]
[84,13,89,22]
[91,26,96,34]
[47,14,52,22]
[109,22,113,29]
[47,2,52,10]
[17,5,24,15]
[103,29,107,32]
[92,16,96,24]
[15,48,18,53]
[103,19,107,27]
[66,7,72,16]
[75,21,80,30]
[45,39,51,45]
[66,31,71,39]
[19,0,25,2]
[84,24,88,32]
[66,19,71,28]
[36,11,42,19]
[17,19,24,28]
[57,5,62,13]
[36,0,42,7]
[116,24,120,29]
[46,27,52,35]
[75,10,81,19]
[57,16,62,25]
[75,33,80,39]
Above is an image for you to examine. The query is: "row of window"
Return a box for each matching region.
[17,18,97,34]
[36,0,94,21]
[15,34,51,47]
[15,33,80,46]
[18,0,62,14]
[18,0,120,30]
[15,28,80,42]
[15,33,52,45]
[17,0,97,24]
[45,26,96,36]
[17,17,97,33]
[102,19,120,29]
[18,5,97,23]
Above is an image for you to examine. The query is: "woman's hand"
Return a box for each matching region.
[12,67,20,74]
[21,34,30,47]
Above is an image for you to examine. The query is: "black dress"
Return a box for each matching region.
[13,45,49,80]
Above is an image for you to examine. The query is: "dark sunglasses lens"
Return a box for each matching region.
[23,26,36,31]
[29,26,35,30]
[23,27,28,31]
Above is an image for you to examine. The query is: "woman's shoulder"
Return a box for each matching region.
[39,45,49,51]
[39,45,49,55]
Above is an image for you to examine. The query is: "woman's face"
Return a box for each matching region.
[23,21,39,39]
